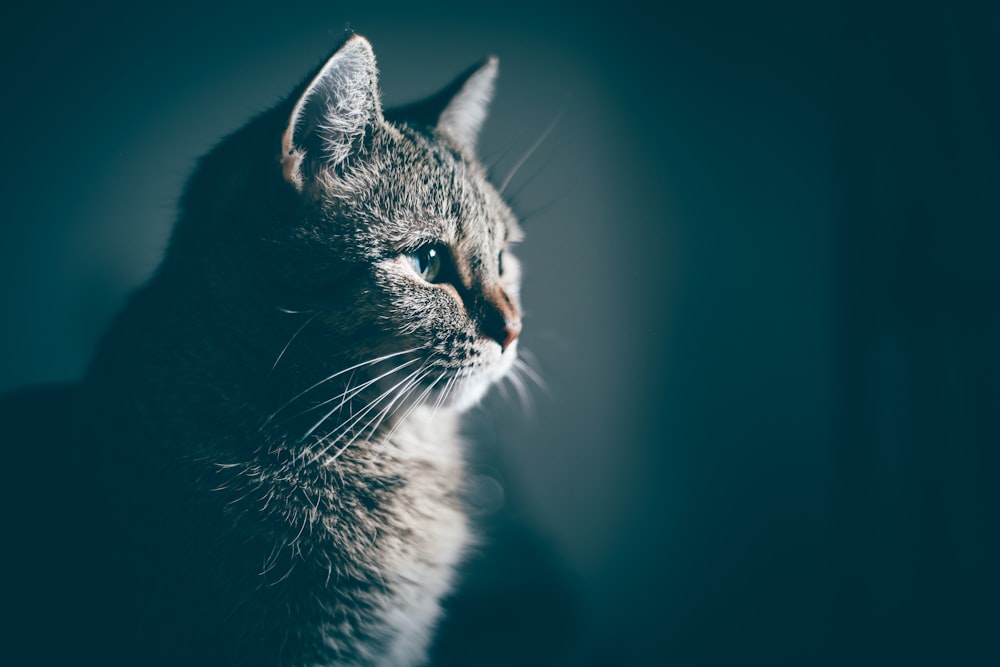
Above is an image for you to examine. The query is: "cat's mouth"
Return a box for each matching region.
[422,339,518,410]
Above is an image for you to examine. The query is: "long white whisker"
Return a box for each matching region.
[307,364,428,464]
[430,375,457,420]
[507,361,534,417]
[262,346,424,429]
[378,367,446,450]
[516,349,549,394]
[359,365,438,458]
[442,376,459,411]
[505,144,562,203]
[305,384,404,464]
[293,360,409,421]
[499,108,563,194]
[494,373,513,404]
[299,358,421,442]
[270,315,317,373]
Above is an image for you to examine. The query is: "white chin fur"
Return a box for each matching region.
[438,341,517,412]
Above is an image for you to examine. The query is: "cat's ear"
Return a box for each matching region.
[434,56,498,155]
[282,35,383,190]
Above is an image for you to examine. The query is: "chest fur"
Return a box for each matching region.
[205,410,470,666]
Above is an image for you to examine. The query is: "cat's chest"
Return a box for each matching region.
[311,443,469,581]
[252,412,470,665]
[325,468,468,667]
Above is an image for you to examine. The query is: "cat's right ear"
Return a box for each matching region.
[282,35,383,190]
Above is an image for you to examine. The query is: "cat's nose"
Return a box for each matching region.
[499,318,521,351]
[482,316,520,351]
[480,287,521,351]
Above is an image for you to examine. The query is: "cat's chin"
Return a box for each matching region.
[441,377,492,412]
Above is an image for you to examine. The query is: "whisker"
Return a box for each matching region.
[270,315,317,374]
[484,141,519,179]
[359,365,438,457]
[507,360,534,417]
[494,373,513,404]
[442,376,459,411]
[515,349,549,394]
[499,107,564,195]
[306,364,429,464]
[505,143,561,204]
[293,363,400,421]
[429,375,457,420]
[299,358,421,442]
[377,366,446,450]
[311,379,421,465]
[262,346,424,430]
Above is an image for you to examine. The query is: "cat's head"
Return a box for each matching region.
[171,35,523,440]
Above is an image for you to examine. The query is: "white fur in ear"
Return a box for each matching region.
[435,56,498,155]
[282,35,383,189]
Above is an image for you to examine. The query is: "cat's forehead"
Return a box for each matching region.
[320,125,520,252]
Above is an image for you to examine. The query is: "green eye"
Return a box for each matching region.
[408,245,443,282]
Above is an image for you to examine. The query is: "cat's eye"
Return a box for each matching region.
[408,245,444,283]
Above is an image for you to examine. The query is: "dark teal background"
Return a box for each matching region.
[1,1,997,664]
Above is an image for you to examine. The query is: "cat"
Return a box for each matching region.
[0,33,525,666]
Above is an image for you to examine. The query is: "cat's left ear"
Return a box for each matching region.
[282,35,383,190]
[434,56,499,156]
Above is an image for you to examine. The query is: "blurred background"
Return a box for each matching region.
[1,1,997,664]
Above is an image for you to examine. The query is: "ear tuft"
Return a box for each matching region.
[435,56,498,155]
[282,35,383,189]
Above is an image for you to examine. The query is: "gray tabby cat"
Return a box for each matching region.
[0,34,523,666]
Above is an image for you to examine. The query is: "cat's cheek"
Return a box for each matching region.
[428,285,476,350]
[432,281,467,316]
[499,252,522,292]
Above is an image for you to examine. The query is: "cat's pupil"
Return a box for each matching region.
[410,245,443,282]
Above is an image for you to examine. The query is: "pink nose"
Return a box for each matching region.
[480,285,521,351]
[500,319,522,351]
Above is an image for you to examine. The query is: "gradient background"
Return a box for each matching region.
[1,1,997,665]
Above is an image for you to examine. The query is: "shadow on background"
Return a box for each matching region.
[1,1,997,664]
